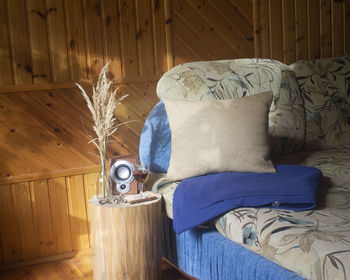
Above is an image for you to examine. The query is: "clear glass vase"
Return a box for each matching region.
[96,147,112,204]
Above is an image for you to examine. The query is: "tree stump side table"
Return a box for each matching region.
[89,192,162,280]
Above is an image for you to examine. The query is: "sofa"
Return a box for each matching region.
[141,56,350,280]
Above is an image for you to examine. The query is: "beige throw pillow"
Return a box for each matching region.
[163,91,276,181]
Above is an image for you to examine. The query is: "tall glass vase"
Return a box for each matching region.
[96,141,112,203]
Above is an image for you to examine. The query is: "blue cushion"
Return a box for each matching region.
[139,101,171,173]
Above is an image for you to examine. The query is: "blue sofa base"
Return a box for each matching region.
[162,218,304,280]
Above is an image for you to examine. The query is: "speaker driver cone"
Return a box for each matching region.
[110,160,135,194]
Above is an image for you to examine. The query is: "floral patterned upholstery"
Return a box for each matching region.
[290,56,350,150]
[216,148,350,280]
[157,59,305,155]
[153,56,350,280]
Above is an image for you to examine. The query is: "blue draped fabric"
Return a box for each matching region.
[173,164,322,233]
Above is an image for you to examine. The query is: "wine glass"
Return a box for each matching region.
[133,157,150,199]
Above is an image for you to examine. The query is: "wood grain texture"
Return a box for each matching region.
[45,0,70,82]
[321,0,332,58]
[11,182,37,261]
[83,172,99,247]
[65,0,87,81]
[295,0,308,60]
[172,0,254,65]
[282,0,296,64]
[7,0,33,84]
[119,0,139,78]
[30,180,56,257]
[152,0,170,73]
[268,0,283,61]
[48,177,73,255]
[66,175,89,251]
[101,0,123,79]
[135,0,155,76]
[258,0,270,58]
[27,0,52,83]
[0,82,158,179]
[0,0,13,85]
[0,0,171,87]
[84,0,105,79]
[308,0,321,59]
[254,0,350,64]
[89,192,162,280]
[332,0,344,56]
[0,185,20,264]
[345,0,350,53]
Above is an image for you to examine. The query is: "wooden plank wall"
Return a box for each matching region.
[0,84,159,180]
[0,0,171,267]
[0,0,171,88]
[254,0,350,64]
[0,171,98,267]
[171,0,255,65]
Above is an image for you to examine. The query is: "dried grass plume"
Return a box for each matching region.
[76,62,128,160]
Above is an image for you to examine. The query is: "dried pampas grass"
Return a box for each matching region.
[76,62,128,160]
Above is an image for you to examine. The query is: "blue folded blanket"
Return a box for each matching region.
[173,164,322,233]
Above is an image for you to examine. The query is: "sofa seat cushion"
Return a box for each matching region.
[216,148,350,280]
[291,56,350,150]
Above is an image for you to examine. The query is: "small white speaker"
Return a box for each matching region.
[109,156,138,194]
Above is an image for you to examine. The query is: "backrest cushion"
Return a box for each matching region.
[290,56,350,150]
[157,59,305,156]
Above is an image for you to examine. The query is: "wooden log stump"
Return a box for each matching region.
[89,192,162,280]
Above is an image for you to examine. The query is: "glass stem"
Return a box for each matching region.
[140,183,143,194]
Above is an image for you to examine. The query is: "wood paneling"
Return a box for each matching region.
[27,0,52,84]
[46,0,69,82]
[321,0,333,58]
[268,0,283,61]
[7,0,33,84]
[30,180,56,257]
[48,177,73,255]
[0,82,157,179]
[172,0,254,65]
[0,171,101,267]
[11,182,37,261]
[0,184,20,264]
[0,0,13,85]
[66,175,89,251]
[308,0,321,59]
[0,0,172,87]
[254,0,350,63]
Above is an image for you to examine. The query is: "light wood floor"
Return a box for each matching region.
[0,253,193,280]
